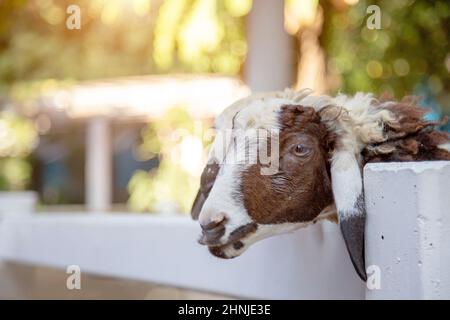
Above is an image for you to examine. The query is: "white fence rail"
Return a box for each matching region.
[0,161,449,299]
[0,214,362,299]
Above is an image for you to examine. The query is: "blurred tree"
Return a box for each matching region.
[0,0,249,98]
[0,0,249,200]
[287,0,449,120]
[319,0,449,116]
[0,110,37,190]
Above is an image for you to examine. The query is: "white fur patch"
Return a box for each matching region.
[220,222,311,258]
[198,162,251,237]
[439,143,450,153]
[331,150,363,221]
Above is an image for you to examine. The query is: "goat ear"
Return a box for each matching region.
[190,162,220,220]
[331,150,367,281]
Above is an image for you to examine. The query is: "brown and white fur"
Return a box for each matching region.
[191,88,450,281]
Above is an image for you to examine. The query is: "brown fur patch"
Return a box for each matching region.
[240,105,335,224]
[191,162,220,219]
[364,97,450,163]
[228,223,258,243]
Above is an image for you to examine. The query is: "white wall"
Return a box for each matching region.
[0,192,36,216]
[0,214,363,299]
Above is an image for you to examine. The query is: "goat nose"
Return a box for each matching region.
[199,212,226,229]
[198,213,227,246]
[200,214,226,231]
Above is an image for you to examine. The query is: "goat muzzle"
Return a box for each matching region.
[198,217,227,246]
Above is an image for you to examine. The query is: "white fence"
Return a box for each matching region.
[0,214,363,299]
[0,161,449,299]
[364,161,450,299]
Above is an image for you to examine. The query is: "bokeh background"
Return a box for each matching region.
[0,0,448,213]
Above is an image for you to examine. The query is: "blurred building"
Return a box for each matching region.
[33,75,249,210]
[28,0,296,212]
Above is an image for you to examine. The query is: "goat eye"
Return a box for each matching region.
[293,144,310,157]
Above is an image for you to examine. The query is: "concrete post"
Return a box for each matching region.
[85,117,112,212]
[364,161,450,299]
[245,0,295,91]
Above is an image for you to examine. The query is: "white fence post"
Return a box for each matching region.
[245,0,294,91]
[85,117,112,212]
[364,161,450,299]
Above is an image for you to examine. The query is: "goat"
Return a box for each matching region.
[190,88,450,281]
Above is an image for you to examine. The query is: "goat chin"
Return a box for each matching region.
[208,242,248,259]
[208,221,316,259]
[207,227,261,259]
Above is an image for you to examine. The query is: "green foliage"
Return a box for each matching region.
[322,0,449,112]
[0,158,32,191]
[128,107,213,213]
[0,0,248,92]
[0,111,37,157]
[0,111,37,190]
[153,0,249,73]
